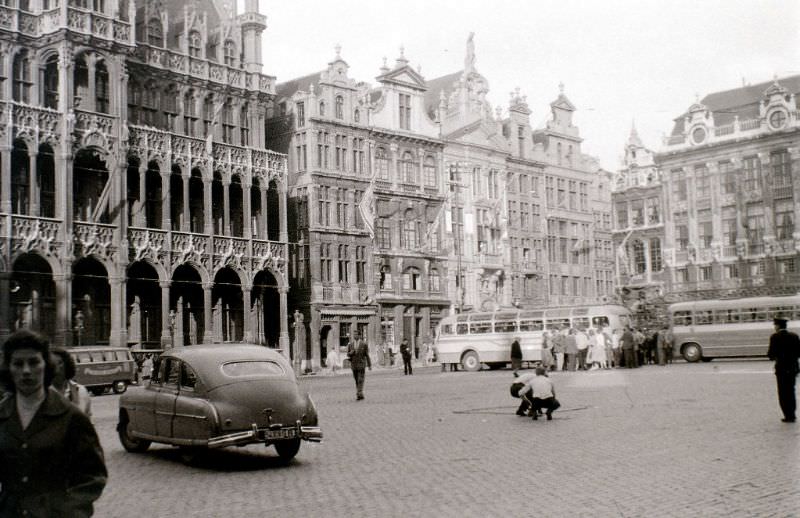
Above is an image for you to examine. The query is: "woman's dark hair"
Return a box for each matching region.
[0,330,55,391]
[50,347,77,380]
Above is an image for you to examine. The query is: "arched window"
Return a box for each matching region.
[423,156,436,187]
[402,209,418,248]
[403,267,421,291]
[353,109,360,123]
[319,101,326,117]
[240,103,250,146]
[13,50,32,103]
[223,40,236,66]
[188,31,202,58]
[399,151,416,184]
[42,54,59,109]
[182,90,196,136]
[147,18,163,47]
[95,61,110,113]
[203,94,214,135]
[335,95,344,119]
[162,84,178,130]
[379,265,393,291]
[375,147,389,180]
[73,55,88,109]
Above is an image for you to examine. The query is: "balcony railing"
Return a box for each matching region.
[739,118,762,131]
[0,5,133,44]
[773,184,794,199]
[723,245,738,258]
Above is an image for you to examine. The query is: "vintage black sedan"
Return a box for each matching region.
[117,344,322,462]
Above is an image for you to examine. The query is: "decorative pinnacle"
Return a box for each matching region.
[559,82,564,95]
[335,43,341,59]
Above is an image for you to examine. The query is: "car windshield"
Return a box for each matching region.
[221,360,285,377]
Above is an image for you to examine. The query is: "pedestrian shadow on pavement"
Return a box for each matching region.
[452,405,589,416]
[145,446,309,471]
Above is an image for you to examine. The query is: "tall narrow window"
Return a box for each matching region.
[240,103,250,145]
[695,164,710,199]
[772,150,792,187]
[147,18,163,46]
[203,95,214,136]
[376,218,391,249]
[399,93,411,130]
[319,101,326,117]
[188,31,202,58]
[221,99,234,144]
[338,244,350,283]
[742,157,761,191]
[356,246,366,283]
[162,84,178,131]
[141,81,159,126]
[296,102,305,127]
[423,156,436,187]
[400,151,415,184]
[223,40,236,66]
[12,50,32,104]
[375,147,389,180]
[672,169,687,201]
[42,55,59,109]
[183,90,196,136]
[335,95,344,119]
[402,209,418,248]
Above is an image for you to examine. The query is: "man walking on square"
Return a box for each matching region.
[621,326,636,369]
[347,334,371,400]
[400,338,413,375]
[767,317,800,423]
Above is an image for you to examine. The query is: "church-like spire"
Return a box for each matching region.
[628,120,643,148]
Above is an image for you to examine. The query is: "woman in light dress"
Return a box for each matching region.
[587,329,607,370]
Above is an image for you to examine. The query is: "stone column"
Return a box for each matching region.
[278,180,288,242]
[28,150,38,216]
[259,186,267,239]
[223,177,231,235]
[243,179,252,238]
[86,55,97,112]
[242,285,252,342]
[203,282,213,343]
[0,146,11,214]
[159,280,172,348]
[136,163,147,226]
[160,172,171,230]
[182,173,190,232]
[0,272,11,344]
[53,272,73,347]
[279,286,290,358]
[203,178,213,235]
[109,276,125,348]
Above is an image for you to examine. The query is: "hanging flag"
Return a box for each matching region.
[358,182,376,238]
[420,200,448,251]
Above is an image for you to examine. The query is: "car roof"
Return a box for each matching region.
[161,344,294,387]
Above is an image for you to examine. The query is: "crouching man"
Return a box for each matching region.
[517,366,561,421]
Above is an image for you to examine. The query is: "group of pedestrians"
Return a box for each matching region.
[538,324,675,372]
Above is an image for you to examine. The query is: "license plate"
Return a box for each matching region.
[265,428,296,440]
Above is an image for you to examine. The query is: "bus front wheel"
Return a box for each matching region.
[682,343,702,363]
[461,351,481,372]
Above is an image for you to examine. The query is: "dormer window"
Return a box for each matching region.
[399,93,411,130]
[223,40,236,66]
[188,31,202,58]
[335,96,344,119]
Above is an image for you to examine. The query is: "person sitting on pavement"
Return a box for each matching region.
[516,366,561,421]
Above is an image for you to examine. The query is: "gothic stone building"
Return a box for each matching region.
[0,0,291,353]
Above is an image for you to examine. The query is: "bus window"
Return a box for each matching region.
[91,352,105,363]
[471,322,492,334]
[442,324,453,335]
[546,318,570,330]
[591,316,609,328]
[456,324,469,335]
[742,307,767,322]
[573,317,590,330]
[714,309,739,324]
[696,310,713,325]
[494,321,518,333]
[519,319,543,331]
[768,306,793,321]
[673,311,692,326]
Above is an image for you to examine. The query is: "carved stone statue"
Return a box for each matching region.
[465,32,476,72]
[128,296,141,346]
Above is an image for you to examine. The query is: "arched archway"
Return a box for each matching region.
[72,257,110,345]
[171,264,205,346]
[126,155,141,226]
[213,267,243,342]
[11,138,29,215]
[170,164,183,231]
[145,160,162,228]
[250,177,263,238]
[189,168,204,233]
[252,270,280,347]
[230,174,244,237]
[127,261,161,349]
[11,253,56,341]
[73,149,109,222]
[212,172,224,235]
[37,143,55,218]
[267,180,280,240]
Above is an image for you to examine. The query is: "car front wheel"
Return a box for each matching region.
[274,439,301,463]
[118,416,151,453]
[682,343,702,363]
[113,381,127,394]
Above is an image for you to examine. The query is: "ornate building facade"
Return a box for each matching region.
[0,0,290,352]
[614,75,800,310]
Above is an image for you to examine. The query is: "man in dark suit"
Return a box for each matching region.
[767,317,800,423]
[347,335,371,401]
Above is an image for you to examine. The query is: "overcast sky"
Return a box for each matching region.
[258,0,800,170]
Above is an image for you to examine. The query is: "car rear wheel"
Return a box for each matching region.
[118,415,151,453]
[274,439,301,463]
[113,381,127,394]
[461,351,481,372]
[682,343,702,363]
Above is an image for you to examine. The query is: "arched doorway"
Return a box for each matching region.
[127,261,161,349]
[11,253,56,341]
[212,267,242,342]
[252,270,280,347]
[171,264,204,346]
[72,257,111,345]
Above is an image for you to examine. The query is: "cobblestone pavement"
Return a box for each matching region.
[91,360,799,518]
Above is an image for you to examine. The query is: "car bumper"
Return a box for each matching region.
[207,422,323,449]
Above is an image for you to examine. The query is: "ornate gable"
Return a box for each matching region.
[376,66,427,91]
